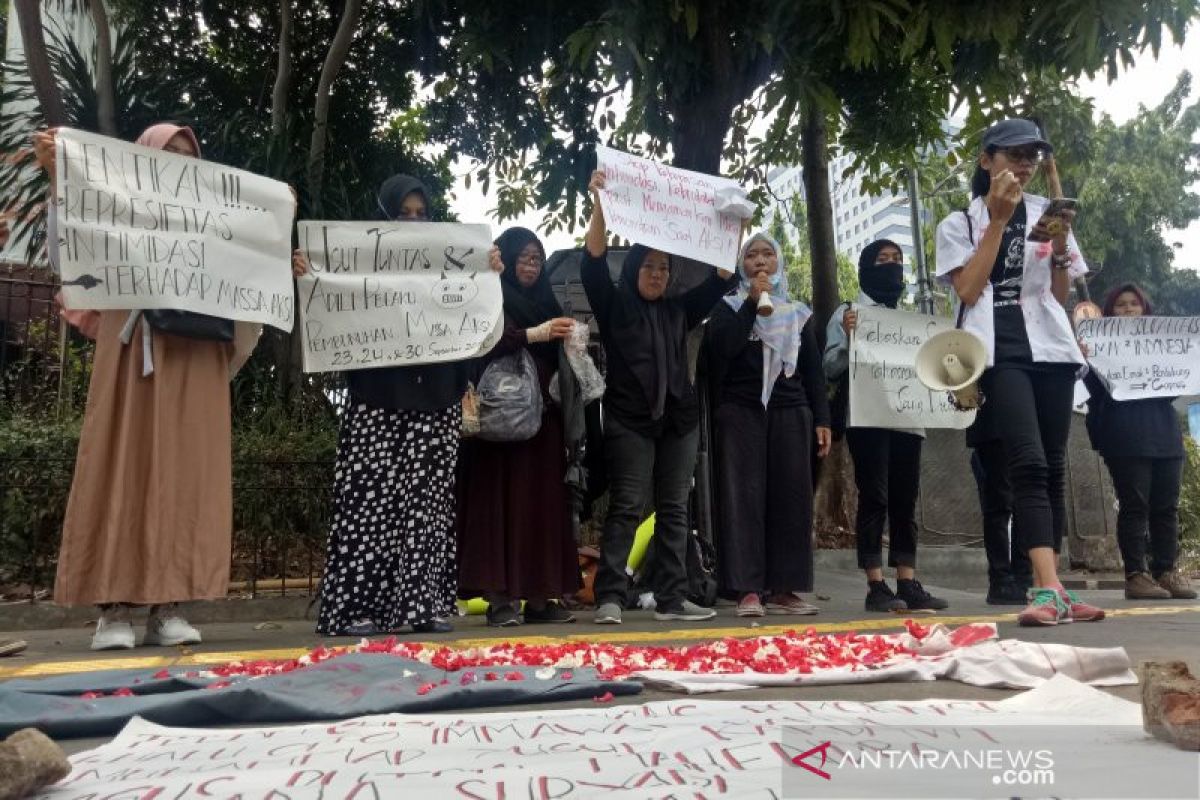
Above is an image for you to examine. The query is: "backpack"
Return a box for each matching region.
[476,349,543,442]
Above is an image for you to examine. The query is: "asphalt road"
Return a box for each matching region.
[3,571,1198,756]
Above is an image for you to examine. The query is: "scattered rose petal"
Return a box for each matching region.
[560,671,574,681]
[593,692,614,703]
[484,672,500,681]
[504,672,525,682]
[416,683,436,696]
[112,687,134,697]
[80,691,103,700]
[152,670,170,679]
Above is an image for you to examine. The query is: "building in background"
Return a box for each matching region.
[765,117,963,289]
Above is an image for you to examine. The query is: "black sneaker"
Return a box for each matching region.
[486,603,522,627]
[986,580,1028,606]
[523,602,576,624]
[896,578,948,611]
[865,581,907,613]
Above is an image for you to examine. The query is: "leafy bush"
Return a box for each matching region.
[1180,435,1200,559]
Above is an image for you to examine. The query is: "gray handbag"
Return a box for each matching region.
[476,349,543,442]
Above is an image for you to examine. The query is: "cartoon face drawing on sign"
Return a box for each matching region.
[432,276,480,309]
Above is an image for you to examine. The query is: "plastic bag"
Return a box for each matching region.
[551,321,605,404]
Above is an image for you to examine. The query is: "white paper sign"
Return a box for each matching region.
[296,221,502,373]
[850,306,976,429]
[596,144,743,268]
[54,128,295,331]
[1076,315,1200,400]
[38,678,1200,800]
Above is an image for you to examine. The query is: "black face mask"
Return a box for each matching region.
[859,263,905,308]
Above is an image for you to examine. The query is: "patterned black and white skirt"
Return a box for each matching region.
[316,403,460,635]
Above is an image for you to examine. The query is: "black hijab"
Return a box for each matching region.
[614,244,688,421]
[857,238,905,308]
[496,226,562,327]
[376,174,431,220]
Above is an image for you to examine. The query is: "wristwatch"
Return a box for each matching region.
[1051,252,1072,271]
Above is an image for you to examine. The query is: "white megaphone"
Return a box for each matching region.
[756,293,774,317]
[914,329,987,411]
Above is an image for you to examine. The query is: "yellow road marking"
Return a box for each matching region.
[3,604,1198,681]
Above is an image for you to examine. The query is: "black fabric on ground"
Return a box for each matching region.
[0,654,641,739]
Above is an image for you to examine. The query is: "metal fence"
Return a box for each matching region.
[0,262,334,602]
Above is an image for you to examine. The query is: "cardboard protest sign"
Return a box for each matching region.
[1076,315,1200,400]
[53,128,295,331]
[296,221,502,372]
[596,145,743,268]
[850,306,976,429]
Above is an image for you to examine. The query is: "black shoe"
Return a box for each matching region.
[986,580,1028,606]
[412,619,454,634]
[896,578,948,611]
[486,604,522,628]
[334,619,382,637]
[865,581,907,613]
[523,602,576,624]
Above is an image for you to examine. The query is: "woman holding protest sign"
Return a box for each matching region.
[296,174,504,637]
[1083,284,1194,600]
[935,118,1106,626]
[456,226,582,626]
[823,240,948,614]
[705,232,830,617]
[582,169,734,625]
[35,124,260,651]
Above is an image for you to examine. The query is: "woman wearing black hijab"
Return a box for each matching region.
[457,227,582,627]
[294,174,501,637]
[823,240,947,613]
[582,169,734,624]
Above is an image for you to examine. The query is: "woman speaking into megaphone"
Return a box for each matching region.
[934,118,1106,628]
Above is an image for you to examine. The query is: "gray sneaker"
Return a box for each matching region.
[654,600,716,621]
[594,602,623,624]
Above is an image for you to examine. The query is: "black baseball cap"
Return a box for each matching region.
[981,118,1053,153]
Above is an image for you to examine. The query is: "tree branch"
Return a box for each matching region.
[308,0,362,215]
[13,0,68,127]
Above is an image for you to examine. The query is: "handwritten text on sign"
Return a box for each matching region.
[297,221,502,373]
[1076,315,1200,400]
[850,306,976,429]
[596,144,742,268]
[54,128,295,331]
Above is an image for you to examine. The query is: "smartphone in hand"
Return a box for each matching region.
[1028,197,1078,242]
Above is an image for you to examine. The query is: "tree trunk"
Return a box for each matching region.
[271,0,293,138]
[14,0,68,126]
[813,439,857,548]
[801,94,839,328]
[88,0,116,136]
[307,0,361,216]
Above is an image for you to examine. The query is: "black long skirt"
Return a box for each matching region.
[714,402,815,594]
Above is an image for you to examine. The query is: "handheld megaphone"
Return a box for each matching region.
[756,293,774,317]
[915,329,987,411]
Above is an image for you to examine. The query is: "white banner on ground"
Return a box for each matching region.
[1076,315,1200,400]
[595,145,742,268]
[296,221,502,372]
[54,127,295,331]
[849,305,976,429]
[43,677,1197,799]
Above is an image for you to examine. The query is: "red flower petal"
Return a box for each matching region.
[593,691,614,703]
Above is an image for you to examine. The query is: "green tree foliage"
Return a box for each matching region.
[765,196,859,304]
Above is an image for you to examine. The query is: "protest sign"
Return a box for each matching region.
[54,128,295,331]
[1076,315,1200,400]
[850,306,976,429]
[595,144,743,268]
[296,221,502,372]
[37,679,1199,800]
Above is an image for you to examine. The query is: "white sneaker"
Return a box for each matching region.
[144,609,202,646]
[91,615,135,650]
[654,600,717,621]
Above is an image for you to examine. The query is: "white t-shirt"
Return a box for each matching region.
[934,193,1087,369]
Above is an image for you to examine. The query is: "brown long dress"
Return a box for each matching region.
[54,310,234,606]
[457,325,580,601]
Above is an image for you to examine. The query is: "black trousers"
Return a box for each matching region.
[980,365,1075,553]
[714,403,815,595]
[971,440,1032,586]
[846,427,922,570]
[594,416,699,609]
[1104,456,1184,577]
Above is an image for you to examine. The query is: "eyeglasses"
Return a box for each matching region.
[997,147,1045,165]
[517,253,544,266]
